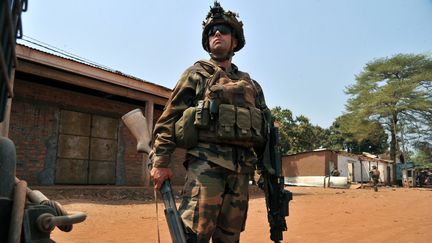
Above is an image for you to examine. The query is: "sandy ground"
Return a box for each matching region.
[50,186,432,243]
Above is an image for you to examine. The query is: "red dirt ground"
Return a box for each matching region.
[50,186,432,243]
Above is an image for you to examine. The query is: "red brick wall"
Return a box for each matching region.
[11,100,57,185]
[9,78,163,186]
[119,123,146,185]
[282,151,330,177]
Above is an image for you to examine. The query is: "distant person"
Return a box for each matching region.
[369,166,380,192]
[417,171,424,187]
[331,169,340,176]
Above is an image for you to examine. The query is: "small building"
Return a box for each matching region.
[282,149,394,187]
[401,164,432,188]
[401,168,417,188]
[397,162,415,185]
[337,152,393,185]
[6,45,187,187]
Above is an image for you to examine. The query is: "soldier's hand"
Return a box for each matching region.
[150,167,173,190]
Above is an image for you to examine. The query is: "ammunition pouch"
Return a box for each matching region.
[175,102,265,149]
[197,101,265,148]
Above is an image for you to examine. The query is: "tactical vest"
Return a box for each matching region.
[174,60,266,149]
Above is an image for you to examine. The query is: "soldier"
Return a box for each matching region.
[149,1,270,242]
[369,165,380,192]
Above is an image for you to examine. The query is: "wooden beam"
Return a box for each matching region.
[16,60,169,106]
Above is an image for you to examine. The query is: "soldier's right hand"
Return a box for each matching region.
[150,167,173,190]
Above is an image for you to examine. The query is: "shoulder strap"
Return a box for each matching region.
[195,60,218,76]
[193,60,224,100]
[193,61,262,107]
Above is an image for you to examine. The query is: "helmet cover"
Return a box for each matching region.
[202,1,245,53]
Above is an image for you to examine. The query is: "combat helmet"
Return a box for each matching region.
[202,1,245,54]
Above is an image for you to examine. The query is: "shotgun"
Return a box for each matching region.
[122,108,186,243]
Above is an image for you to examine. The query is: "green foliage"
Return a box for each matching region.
[271,107,330,155]
[345,53,432,161]
[326,114,388,154]
[271,106,295,154]
[270,106,388,156]
[411,142,432,165]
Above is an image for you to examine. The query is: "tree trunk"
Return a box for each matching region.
[390,114,398,185]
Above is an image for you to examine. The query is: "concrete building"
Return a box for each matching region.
[6,45,187,186]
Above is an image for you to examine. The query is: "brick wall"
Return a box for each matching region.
[11,100,57,185]
[9,78,164,186]
[282,151,331,177]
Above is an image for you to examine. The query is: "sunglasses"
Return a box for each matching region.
[208,24,232,36]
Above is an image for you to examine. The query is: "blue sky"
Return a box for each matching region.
[20,0,432,128]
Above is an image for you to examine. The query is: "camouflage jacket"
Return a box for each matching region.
[149,59,269,173]
[370,169,380,179]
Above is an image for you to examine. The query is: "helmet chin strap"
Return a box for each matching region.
[209,40,235,62]
[209,50,234,62]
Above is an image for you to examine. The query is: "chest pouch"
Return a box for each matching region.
[236,107,252,140]
[250,107,265,146]
[217,104,236,139]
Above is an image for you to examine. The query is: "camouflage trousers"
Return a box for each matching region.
[178,157,249,243]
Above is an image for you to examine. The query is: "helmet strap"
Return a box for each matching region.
[209,51,234,62]
[208,40,235,62]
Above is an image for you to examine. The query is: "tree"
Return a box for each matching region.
[326,114,388,154]
[411,141,432,165]
[271,107,329,154]
[345,54,432,182]
[271,106,295,154]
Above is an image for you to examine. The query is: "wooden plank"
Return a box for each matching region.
[60,110,91,136]
[55,159,88,184]
[57,135,89,160]
[88,160,115,185]
[90,138,117,162]
[91,115,118,139]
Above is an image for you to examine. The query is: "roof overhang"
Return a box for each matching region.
[15,45,171,106]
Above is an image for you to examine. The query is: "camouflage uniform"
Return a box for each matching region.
[149,2,269,242]
[179,157,249,242]
[150,59,269,242]
[370,167,380,192]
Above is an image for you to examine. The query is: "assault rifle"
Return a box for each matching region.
[122,109,186,243]
[258,118,292,243]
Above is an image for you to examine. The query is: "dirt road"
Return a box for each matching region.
[51,186,432,243]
